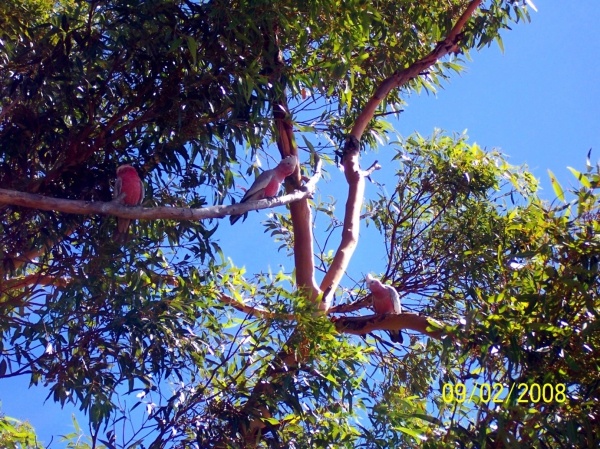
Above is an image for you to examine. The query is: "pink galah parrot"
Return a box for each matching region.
[229,155,298,225]
[113,164,145,242]
[365,274,403,344]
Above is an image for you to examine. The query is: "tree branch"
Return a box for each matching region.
[216,293,294,321]
[0,161,321,222]
[4,273,447,343]
[275,101,321,299]
[2,272,294,321]
[327,294,372,314]
[318,136,364,311]
[333,313,445,340]
[263,23,321,300]
[2,274,69,291]
[362,160,382,177]
[350,0,482,139]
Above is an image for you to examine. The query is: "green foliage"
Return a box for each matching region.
[0,406,41,449]
[59,415,106,449]
[363,134,600,448]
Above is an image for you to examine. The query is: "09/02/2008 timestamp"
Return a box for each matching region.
[442,382,566,405]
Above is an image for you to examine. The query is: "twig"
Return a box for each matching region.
[362,160,382,177]
[327,295,372,314]
[216,293,294,320]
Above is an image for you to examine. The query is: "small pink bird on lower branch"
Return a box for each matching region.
[229,155,298,225]
[113,164,144,243]
[366,274,403,344]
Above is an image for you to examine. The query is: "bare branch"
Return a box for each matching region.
[0,161,321,221]
[333,313,445,340]
[318,0,483,312]
[362,160,382,177]
[319,135,364,310]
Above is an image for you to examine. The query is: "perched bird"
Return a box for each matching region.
[365,274,403,344]
[229,155,298,225]
[113,164,144,242]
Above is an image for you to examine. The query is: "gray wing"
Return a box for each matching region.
[240,169,272,202]
[113,177,122,199]
[385,285,401,314]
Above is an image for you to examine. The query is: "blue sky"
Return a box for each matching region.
[2,1,599,445]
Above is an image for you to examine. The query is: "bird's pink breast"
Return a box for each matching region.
[263,177,281,197]
[120,172,143,205]
[372,294,395,314]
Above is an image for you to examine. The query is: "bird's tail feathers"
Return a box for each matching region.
[389,330,404,344]
[229,212,247,225]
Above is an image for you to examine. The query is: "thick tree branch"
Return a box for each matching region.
[264,24,320,300]
[275,100,320,298]
[2,274,69,291]
[4,273,447,341]
[351,0,481,139]
[318,136,364,310]
[234,30,322,442]
[333,313,445,340]
[0,161,320,221]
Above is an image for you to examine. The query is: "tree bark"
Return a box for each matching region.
[333,313,445,340]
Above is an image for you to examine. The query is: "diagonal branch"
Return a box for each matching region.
[216,293,294,320]
[327,294,372,314]
[351,0,481,139]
